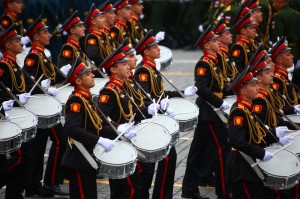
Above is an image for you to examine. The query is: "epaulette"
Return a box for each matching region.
[237,103,245,110]
[75,93,82,97]
[225,5,231,11]
[237,41,243,46]
[274,72,281,79]
[0,58,8,63]
[31,50,38,54]
[106,83,116,89]
[202,57,209,63]
[115,23,121,29]
[257,93,264,99]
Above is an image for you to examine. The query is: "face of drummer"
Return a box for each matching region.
[204,37,220,53]
[240,81,259,101]
[5,38,23,55]
[104,11,116,26]
[7,0,24,14]
[218,30,232,46]
[75,69,95,89]
[256,69,274,86]
[117,7,132,21]
[265,57,275,72]
[144,44,160,59]
[240,25,257,39]
[126,52,138,70]
[92,14,106,29]
[252,9,263,24]
[110,61,130,80]
[33,29,51,46]
[274,50,294,69]
[70,24,85,38]
[131,3,144,16]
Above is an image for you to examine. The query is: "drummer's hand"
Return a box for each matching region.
[19,93,31,104]
[47,87,59,97]
[117,122,134,135]
[160,98,170,111]
[124,129,137,139]
[184,86,198,96]
[41,79,51,89]
[275,126,288,138]
[97,137,115,152]
[2,100,14,111]
[262,151,273,162]
[60,64,72,76]
[166,107,176,117]
[294,105,300,114]
[155,31,165,41]
[279,135,294,145]
[220,101,230,110]
[147,103,160,115]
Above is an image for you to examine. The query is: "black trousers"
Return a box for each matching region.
[232,180,266,199]
[109,168,143,199]
[182,121,229,196]
[26,123,67,191]
[152,146,177,199]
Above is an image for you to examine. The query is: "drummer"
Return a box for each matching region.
[97,45,149,198]
[22,16,68,197]
[61,59,115,199]
[127,0,146,42]
[226,67,292,198]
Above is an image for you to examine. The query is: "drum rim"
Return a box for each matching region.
[24,94,63,112]
[152,115,179,135]
[8,107,38,127]
[0,121,22,139]
[169,97,199,119]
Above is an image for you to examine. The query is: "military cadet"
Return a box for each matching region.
[257,0,272,47]
[61,59,115,199]
[202,0,222,29]
[181,26,230,199]
[128,0,145,42]
[216,0,239,28]
[22,16,68,197]
[214,18,238,82]
[110,0,132,44]
[270,0,300,88]
[225,66,290,198]
[85,4,112,68]
[97,46,148,199]
[230,12,257,72]
[57,11,87,69]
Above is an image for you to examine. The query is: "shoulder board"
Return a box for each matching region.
[75,93,82,97]
[115,23,121,29]
[274,72,281,78]
[202,57,209,63]
[257,93,264,98]
[106,83,116,89]
[237,103,245,110]
[237,41,243,46]
[31,50,38,54]
[0,58,8,63]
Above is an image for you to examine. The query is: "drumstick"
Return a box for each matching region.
[29,74,44,94]
[163,95,169,111]
[16,95,40,99]
[10,115,29,119]
[174,111,197,116]
[134,117,158,133]
[156,93,164,105]
[57,83,71,91]
[153,99,157,118]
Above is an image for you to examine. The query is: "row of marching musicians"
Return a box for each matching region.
[180,13,300,199]
[0,14,199,199]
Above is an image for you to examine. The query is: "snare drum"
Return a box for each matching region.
[169,98,199,132]
[90,78,108,103]
[24,94,62,129]
[157,45,173,70]
[153,115,179,147]
[274,132,300,156]
[131,122,171,162]
[223,95,236,115]
[257,146,300,190]
[54,86,73,115]
[0,121,22,154]
[93,141,137,179]
[6,107,37,142]
[283,115,300,124]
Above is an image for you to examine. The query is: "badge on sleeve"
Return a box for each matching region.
[253,105,262,113]
[99,95,109,103]
[70,103,81,112]
[233,116,243,126]
[232,50,240,57]
[1,19,8,26]
[63,50,71,58]
[272,83,279,90]
[25,59,35,67]
[88,39,96,45]
[110,32,116,38]
[0,69,4,77]
[197,68,206,76]
[139,74,148,82]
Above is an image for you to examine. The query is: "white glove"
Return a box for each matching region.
[124,129,137,139]
[41,79,51,89]
[97,137,115,152]
[279,135,294,145]
[2,100,14,111]
[294,105,300,113]
[21,36,31,45]
[198,24,204,32]
[155,31,165,41]
[47,87,59,97]
[117,122,134,135]
[220,101,230,110]
[147,103,160,115]
[63,31,68,36]
[18,93,31,104]
[166,107,176,117]
[55,23,63,32]
[275,126,288,138]
[3,112,11,121]
[60,64,72,76]
[160,98,170,111]
[262,151,273,162]
[184,86,198,96]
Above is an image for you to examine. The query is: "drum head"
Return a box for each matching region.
[152,115,179,135]
[223,96,236,115]
[0,121,22,139]
[24,94,62,116]
[7,107,37,129]
[93,141,137,164]
[169,98,199,121]
[90,78,108,96]
[277,133,300,155]
[258,147,300,176]
[54,86,74,104]
[284,115,300,124]
[131,122,171,150]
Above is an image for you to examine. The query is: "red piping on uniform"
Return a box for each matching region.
[160,156,169,199]
[126,177,135,199]
[136,161,143,173]
[51,127,60,184]
[295,184,299,199]
[76,171,85,199]
[208,122,227,195]
[241,180,251,199]
[8,148,22,171]
[274,189,280,199]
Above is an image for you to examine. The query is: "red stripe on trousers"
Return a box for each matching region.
[8,148,22,171]
[136,161,143,173]
[274,189,280,199]
[208,122,227,195]
[160,156,169,199]
[241,180,252,199]
[295,184,299,199]
[76,171,85,199]
[126,177,135,199]
[50,127,60,184]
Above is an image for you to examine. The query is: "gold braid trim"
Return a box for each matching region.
[268,88,285,110]
[208,60,225,91]
[241,43,249,68]
[263,98,278,128]
[130,20,143,41]
[102,32,114,55]
[282,78,298,105]
[124,79,145,108]
[250,39,258,51]
[6,62,26,92]
[148,68,164,98]
[220,52,238,80]
[118,27,125,44]
[110,88,133,123]
[37,53,56,80]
